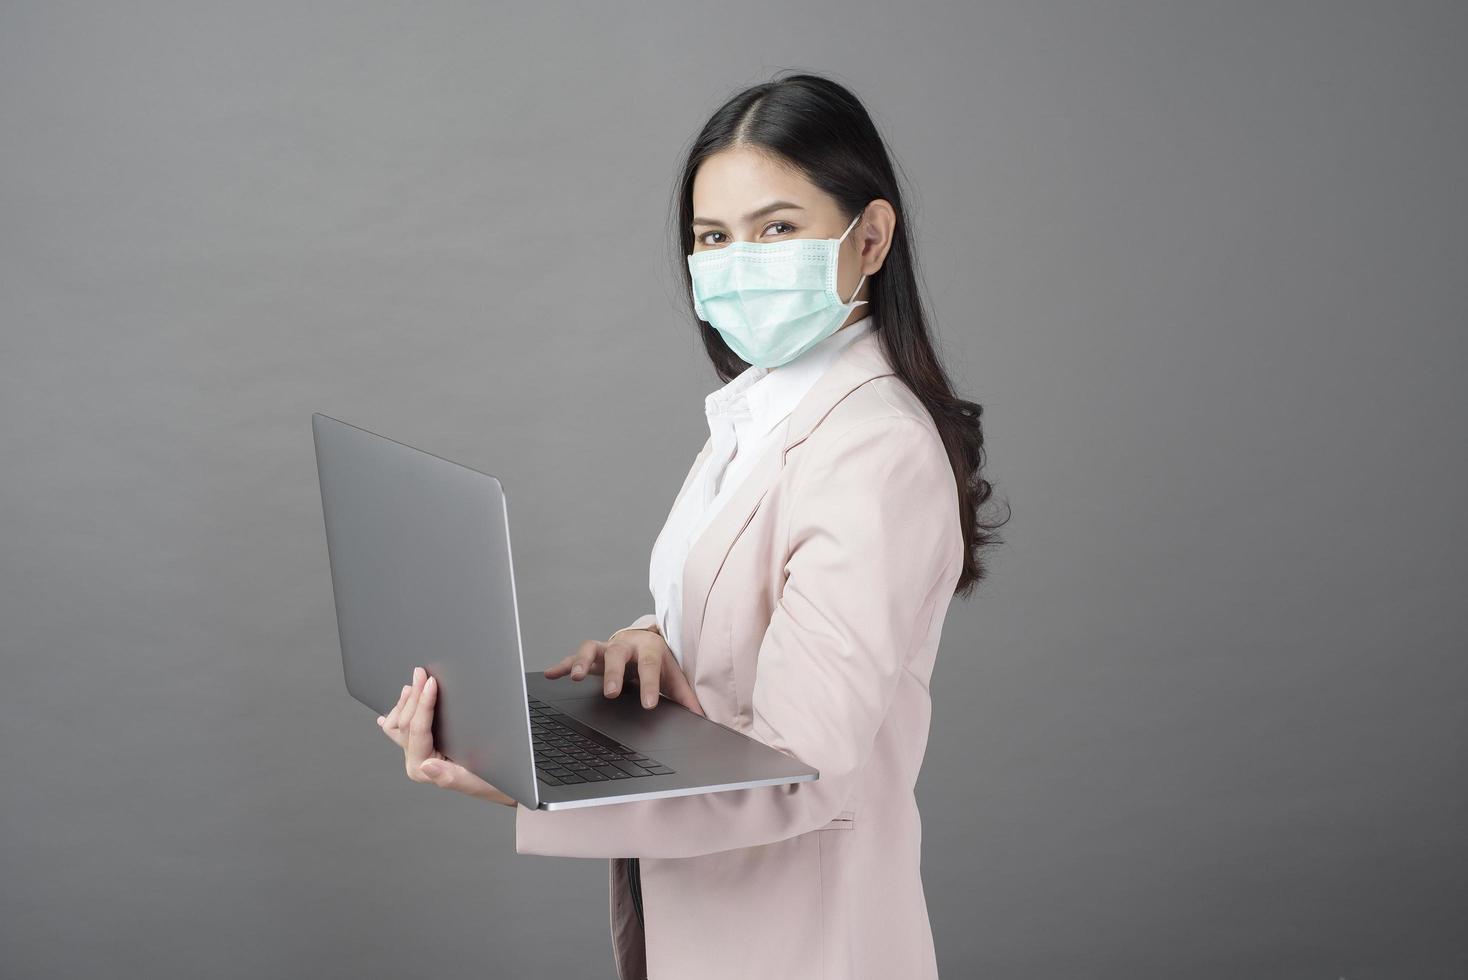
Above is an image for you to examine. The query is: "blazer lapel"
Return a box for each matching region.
[677,327,898,680]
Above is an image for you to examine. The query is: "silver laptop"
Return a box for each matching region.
[311,412,818,810]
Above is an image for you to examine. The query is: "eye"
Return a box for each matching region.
[763,221,795,237]
[696,231,727,247]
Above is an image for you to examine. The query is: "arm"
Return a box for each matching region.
[516,415,960,859]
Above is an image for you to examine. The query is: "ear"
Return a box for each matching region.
[855,198,897,276]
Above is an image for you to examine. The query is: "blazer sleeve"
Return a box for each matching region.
[605,613,661,644]
[515,414,961,859]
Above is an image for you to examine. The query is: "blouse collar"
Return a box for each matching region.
[703,315,875,441]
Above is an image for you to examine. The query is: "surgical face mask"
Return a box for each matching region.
[687,209,868,368]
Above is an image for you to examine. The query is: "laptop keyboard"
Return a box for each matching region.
[529,696,676,785]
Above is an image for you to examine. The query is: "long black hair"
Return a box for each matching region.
[669,71,1009,595]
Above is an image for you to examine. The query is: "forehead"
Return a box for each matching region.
[691,147,824,217]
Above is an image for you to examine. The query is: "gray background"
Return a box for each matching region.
[2,2,1463,978]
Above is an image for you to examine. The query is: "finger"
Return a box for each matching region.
[386,682,411,722]
[381,683,413,745]
[402,666,426,718]
[660,656,705,716]
[396,669,425,737]
[379,684,407,727]
[398,668,428,766]
[378,683,409,729]
[600,640,633,698]
[542,652,578,678]
[569,640,604,680]
[545,641,601,679]
[543,648,589,678]
[405,673,438,774]
[635,647,662,709]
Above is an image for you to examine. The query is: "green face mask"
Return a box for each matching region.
[687,209,868,368]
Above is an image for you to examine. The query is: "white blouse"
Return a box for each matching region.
[647,314,875,666]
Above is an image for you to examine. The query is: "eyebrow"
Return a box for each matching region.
[692,200,805,228]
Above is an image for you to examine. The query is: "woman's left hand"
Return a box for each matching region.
[377,666,517,808]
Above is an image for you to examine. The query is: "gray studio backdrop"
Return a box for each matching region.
[2,3,1464,978]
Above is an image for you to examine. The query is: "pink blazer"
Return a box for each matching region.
[515,326,965,980]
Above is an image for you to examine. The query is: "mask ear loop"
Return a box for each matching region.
[838,208,868,306]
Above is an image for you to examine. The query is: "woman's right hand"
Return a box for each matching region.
[544,629,705,716]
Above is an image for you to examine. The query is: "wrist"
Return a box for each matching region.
[606,624,661,644]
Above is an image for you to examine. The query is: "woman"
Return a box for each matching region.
[377,72,1004,980]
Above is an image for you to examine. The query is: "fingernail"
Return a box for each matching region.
[376,716,385,725]
[607,682,619,695]
[643,693,654,708]
[422,762,442,777]
[573,665,584,677]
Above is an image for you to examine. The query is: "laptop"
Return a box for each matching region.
[311,412,819,810]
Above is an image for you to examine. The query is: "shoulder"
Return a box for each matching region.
[788,375,953,506]
[783,374,963,577]
[800,374,945,463]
